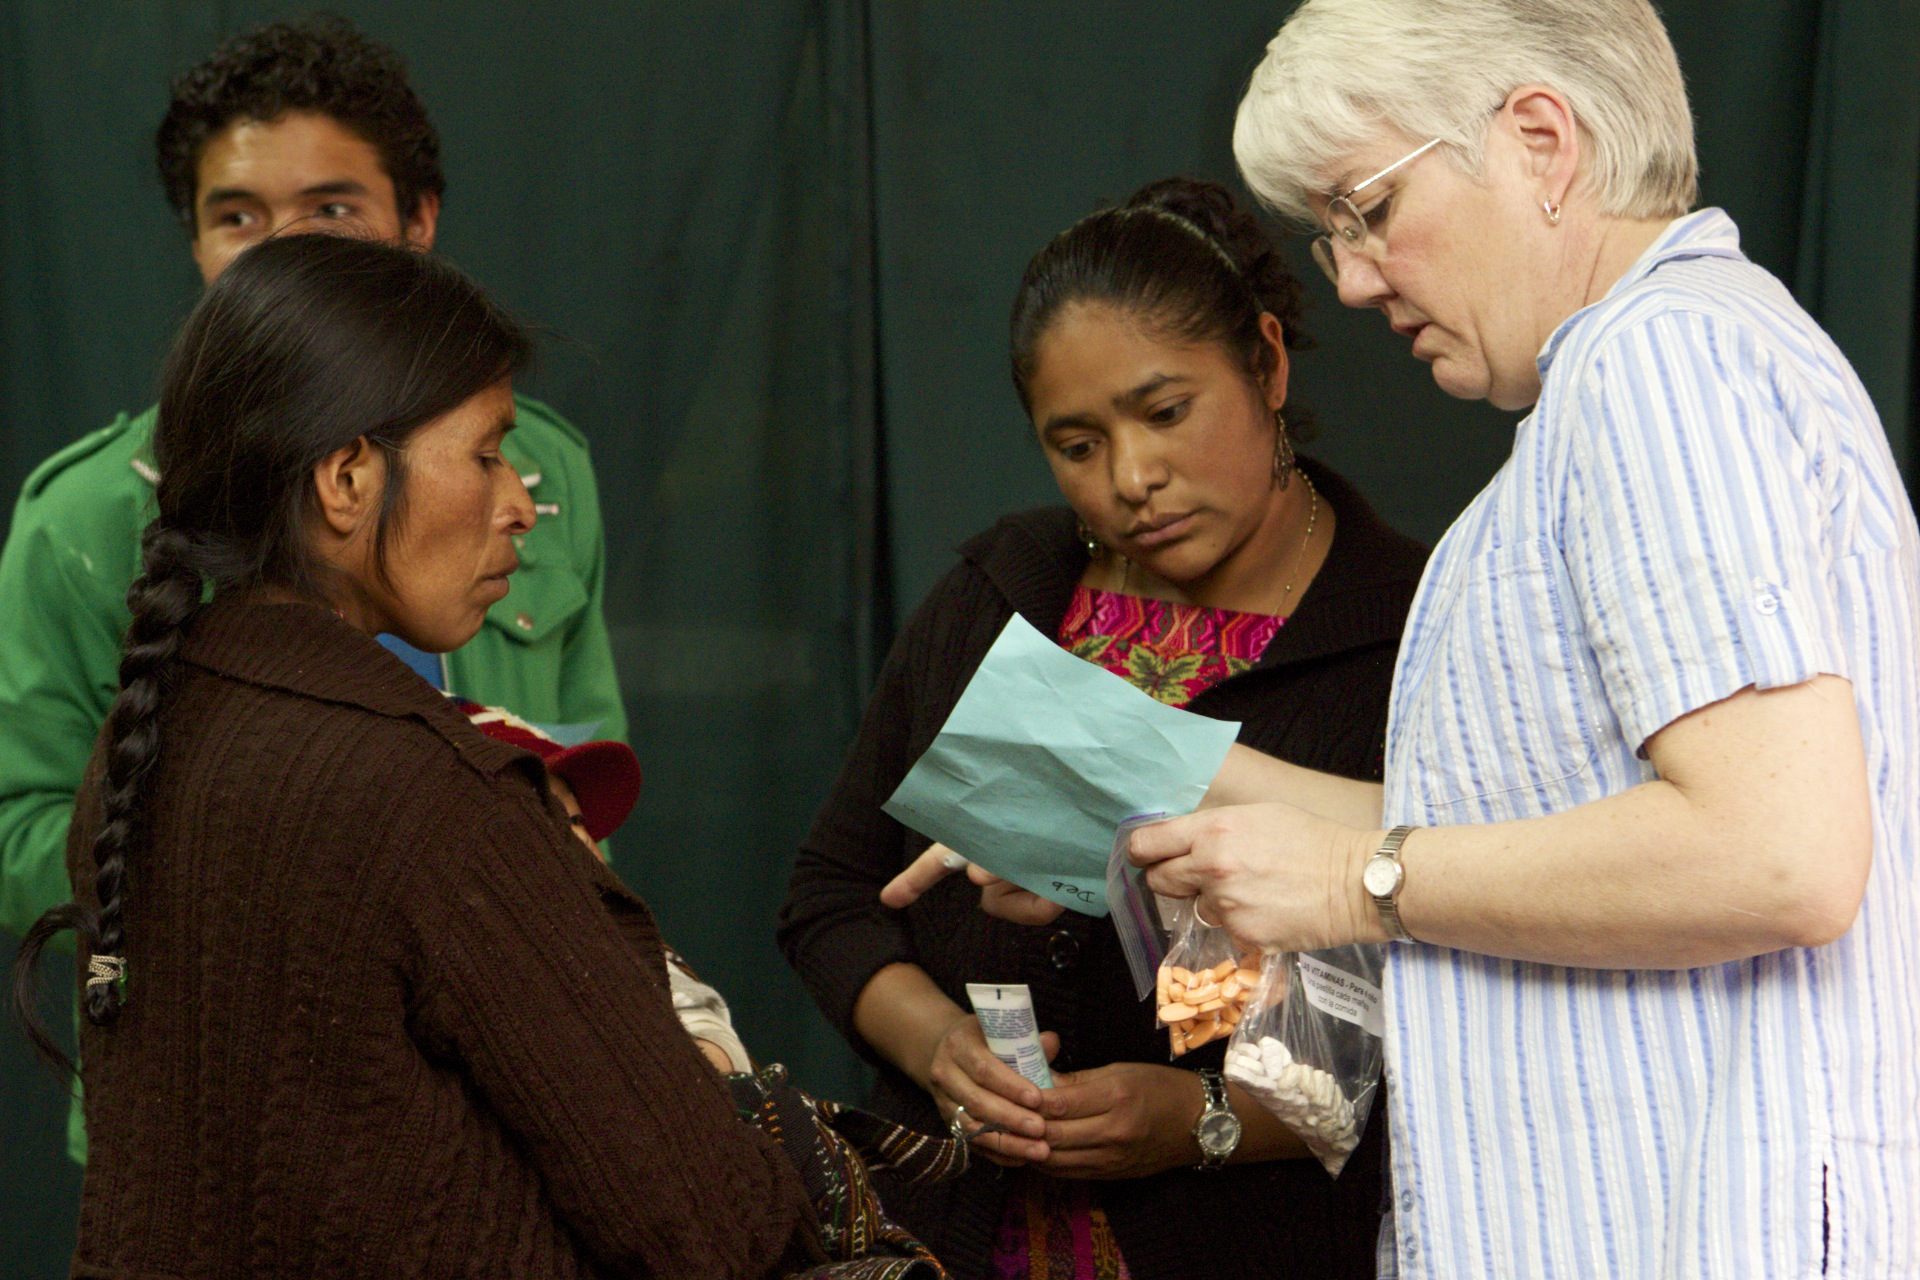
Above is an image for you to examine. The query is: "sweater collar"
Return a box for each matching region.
[958,457,1425,670]
[177,598,528,777]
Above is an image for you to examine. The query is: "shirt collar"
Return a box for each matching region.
[1535,207,1747,375]
[178,597,528,778]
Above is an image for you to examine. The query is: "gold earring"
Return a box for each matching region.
[1543,198,1562,225]
[1273,410,1295,490]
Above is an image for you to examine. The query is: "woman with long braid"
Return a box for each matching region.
[10,234,824,1278]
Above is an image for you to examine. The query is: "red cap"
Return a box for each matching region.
[454,699,641,842]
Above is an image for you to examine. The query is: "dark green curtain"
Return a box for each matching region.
[3,2,1915,1274]
[869,0,1920,601]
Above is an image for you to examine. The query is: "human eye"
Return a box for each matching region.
[318,201,356,219]
[1360,192,1394,229]
[1056,438,1098,463]
[212,208,255,230]
[1147,398,1191,426]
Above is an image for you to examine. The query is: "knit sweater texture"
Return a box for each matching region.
[65,599,819,1280]
[778,460,1427,1280]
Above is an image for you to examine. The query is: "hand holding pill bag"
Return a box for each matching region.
[883,615,1241,916]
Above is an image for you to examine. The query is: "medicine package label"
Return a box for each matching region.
[1296,952,1385,1037]
[883,614,1240,916]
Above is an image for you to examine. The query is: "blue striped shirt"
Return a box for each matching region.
[1380,209,1920,1278]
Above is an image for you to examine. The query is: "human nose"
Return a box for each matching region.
[1107,428,1168,505]
[498,468,536,536]
[1330,237,1392,309]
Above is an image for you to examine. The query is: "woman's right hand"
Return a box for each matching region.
[925,1012,1059,1165]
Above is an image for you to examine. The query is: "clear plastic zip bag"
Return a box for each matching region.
[1105,815,1262,1059]
[1222,945,1385,1176]
[1152,898,1262,1059]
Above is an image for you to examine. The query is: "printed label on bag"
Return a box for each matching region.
[1297,953,1384,1037]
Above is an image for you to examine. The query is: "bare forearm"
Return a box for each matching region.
[1381,782,1860,968]
[1203,743,1383,829]
[1378,678,1871,968]
[1225,1081,1310,1163]
[851,962,969,1091]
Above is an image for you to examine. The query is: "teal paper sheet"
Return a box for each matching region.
[882,614,1241,916]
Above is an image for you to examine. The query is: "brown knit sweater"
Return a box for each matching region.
[65,599,820,1279]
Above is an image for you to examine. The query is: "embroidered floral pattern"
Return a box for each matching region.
[1056,585,1284,707]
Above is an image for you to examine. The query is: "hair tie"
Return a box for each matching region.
[86,953,127,992]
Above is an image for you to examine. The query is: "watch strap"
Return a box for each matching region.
[1193,1068,1236,1169]
[1370,825,1418,944]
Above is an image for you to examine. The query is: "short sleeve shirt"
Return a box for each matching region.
[1380,209,1920,1279]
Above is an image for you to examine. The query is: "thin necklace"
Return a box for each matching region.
[1271,473,1319,617]
[1119,473,1320,616]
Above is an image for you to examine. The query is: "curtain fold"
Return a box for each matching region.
[1793,0,1920,483]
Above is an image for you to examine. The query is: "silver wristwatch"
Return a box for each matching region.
[1362,825,1418,943]
[1192,1068,1242,1169]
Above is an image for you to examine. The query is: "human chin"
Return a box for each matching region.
[1423,344,1494,403]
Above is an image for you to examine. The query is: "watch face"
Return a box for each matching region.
[1197,1109,1242,1155]
[1363,854,1402,898]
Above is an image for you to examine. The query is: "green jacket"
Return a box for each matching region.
[0,395,627,1158]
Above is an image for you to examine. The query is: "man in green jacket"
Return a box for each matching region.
[0,17,627,1161]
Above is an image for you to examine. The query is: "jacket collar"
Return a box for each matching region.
[177,598,529,778]
[958,457,1426,671]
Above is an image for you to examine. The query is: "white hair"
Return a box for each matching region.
[1234,0,1699,225]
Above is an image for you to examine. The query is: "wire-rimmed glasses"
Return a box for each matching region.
[1309,136,1445,285]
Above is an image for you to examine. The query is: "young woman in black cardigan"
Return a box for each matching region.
[780,179,1426,1280]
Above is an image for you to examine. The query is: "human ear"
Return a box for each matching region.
[311,438,387,537]
[1257,311,1292,411]
[1502,84,1582,211]
[404,192,441,251]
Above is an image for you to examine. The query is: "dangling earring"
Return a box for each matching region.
[1272,409,1295,491]
[1076,518,1103,558]
[1543,198,1562,225]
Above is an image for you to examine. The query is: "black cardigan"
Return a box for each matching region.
[779,460,1427,1279]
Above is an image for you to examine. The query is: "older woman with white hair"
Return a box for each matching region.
[1128,1,1920,1276]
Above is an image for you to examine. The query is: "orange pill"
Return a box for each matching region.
[1158,1002,1198,1022]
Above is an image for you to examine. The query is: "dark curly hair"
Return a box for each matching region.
[155,14,445,229]
[1010,177,1315,438]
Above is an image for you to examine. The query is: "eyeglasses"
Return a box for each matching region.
[1309,136,1445,285]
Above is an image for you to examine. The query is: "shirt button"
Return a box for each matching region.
[1046,931,1079,971]
[515,612,534,631]
[1400,1189,1416,1212]
[1753,592,1780,616]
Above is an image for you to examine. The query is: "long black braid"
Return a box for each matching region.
[10,233,531,1075]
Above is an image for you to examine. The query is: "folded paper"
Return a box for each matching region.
[883,614,1240,915]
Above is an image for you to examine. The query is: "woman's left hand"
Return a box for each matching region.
[880,843,1067,926]
[1034,1062,1207,1179]
[1128,802,1375,954]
